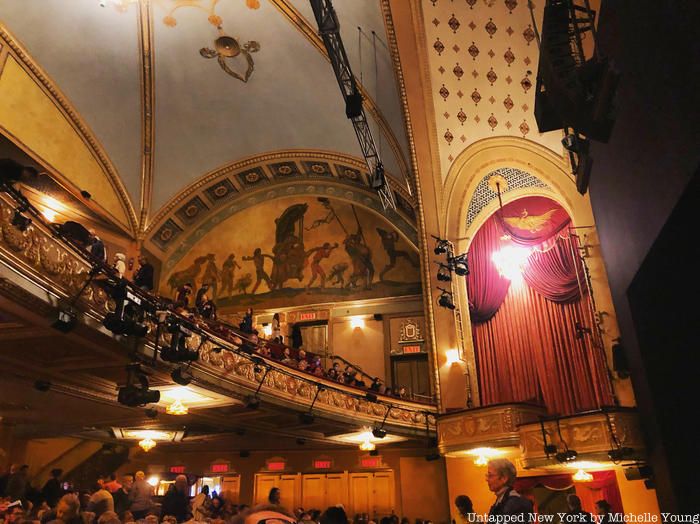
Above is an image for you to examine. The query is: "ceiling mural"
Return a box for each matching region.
[162,195,422,312]
[0,0,412,237]
[421,0,564,181]
[146,151,417,255]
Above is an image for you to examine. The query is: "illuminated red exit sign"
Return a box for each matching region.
[267,461,285,471]
[403,345,421,354]
[314,460,332,469]
[361,458,380,468]
[211,463,229,473]
[170,466,186,474]
[298,312,317,321]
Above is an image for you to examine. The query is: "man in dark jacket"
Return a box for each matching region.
[5,464,29,502]
[134,256,155,291]
[161,475,190,523]
[41,468,63,507]
[486,458,533,521]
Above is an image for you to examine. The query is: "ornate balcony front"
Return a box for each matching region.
[437,403,546,455]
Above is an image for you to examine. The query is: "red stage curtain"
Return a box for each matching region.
[473,285,613,414]
[524,235,586,304]
[467,218,511,323]
[575,471,624,514]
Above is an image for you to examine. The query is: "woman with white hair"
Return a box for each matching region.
[485,458,533,520]
[128,471,153,520]
[113,253,127,278]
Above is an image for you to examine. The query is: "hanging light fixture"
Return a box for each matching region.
[139,437,157,452]
[166,398,189,416]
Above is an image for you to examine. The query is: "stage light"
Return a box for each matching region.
[299,412,315,425]
[144,408,158,419]
[171,367,192,386]
[370,162,386,190]
[118,365,160,407]
[371,428,387,439]
[436,263,452,282]
[437,288,455,310]
[11,209,32,232]
[451,254,469,276]
[245,395,260,410]
[433,238,449,255]
[166,399,188,416]
[555,449,578,463]
[160,320,199,363]
[52,307,77,333]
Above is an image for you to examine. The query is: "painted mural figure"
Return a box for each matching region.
[243,248,274,293]
[376,228,420,281]
[271,204,308,289]
[304,242,339,290]
[200,254,220,301]
[220,254,242,297]
[234,273,253,294]
[344,227,374,290]
[167,255,208,295]
[328,263,349,288]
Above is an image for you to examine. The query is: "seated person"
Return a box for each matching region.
[369,378,382,392]
[281,348,295,366]
[343,366,357,385]
[326,362,341,381]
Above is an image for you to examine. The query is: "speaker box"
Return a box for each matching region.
[373,314,383,321]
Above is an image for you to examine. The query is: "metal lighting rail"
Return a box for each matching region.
[308,0,396,211]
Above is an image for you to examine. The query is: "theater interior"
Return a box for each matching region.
[0,0,697,522]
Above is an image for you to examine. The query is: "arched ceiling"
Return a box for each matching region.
[0,0,411,237]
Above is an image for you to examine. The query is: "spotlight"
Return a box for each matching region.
[144,408,158,419]
[370,162,386,190]
[437,287,455,310]
[52,307,77,333]
[450,254,469,276]
[435,263,452,282]
[160,320,199,363]
[544,444,558,455]
[299,412,315,425]
[555,449,578,463]
[433,237,449,256]
[296,438,306,446]
[11,209,32,232]
[562,133,577,151]
[171,367,192,386]
[34,380,51,392]
[245,395,260,410]
[372,428,387,439]
[103,287,149,338]
[117,365,160,407]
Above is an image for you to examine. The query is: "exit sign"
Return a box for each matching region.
[298,312,317,321]
[211,463,229,473]
[403,345,422,354]
[169,466,186,474]
[314,460,332,469]
[267,461,285,471]
[361,457,381,468]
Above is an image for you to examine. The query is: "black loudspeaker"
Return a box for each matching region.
[345,92,363,119]
[624,465,653,481]
[612,341,631,379]
[373,314,383,321]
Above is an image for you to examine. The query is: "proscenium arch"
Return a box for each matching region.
[160,182,420,274]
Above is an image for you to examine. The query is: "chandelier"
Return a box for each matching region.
[166,399,188,416]
[139,438,157,452]
[573,468,593,482]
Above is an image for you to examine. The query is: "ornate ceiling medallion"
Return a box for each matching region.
[200,30,261,83]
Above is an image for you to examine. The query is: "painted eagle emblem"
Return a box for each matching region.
[503,208,558,233]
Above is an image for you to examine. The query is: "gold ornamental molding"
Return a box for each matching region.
[137,0,156,236]
[437,403,546,454]
[268,0,411,191]
[0,25,138,237]
[519,409,645,469]
[0,194,436,433]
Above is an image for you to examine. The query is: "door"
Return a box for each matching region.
[325,472,349,509]
[221,476,240,504]
[278,474,301,510]
[391,355,431,398]
[372,471,395,517]
[299,324,328,355]
[253,474,279,506]
[349,473,373,515]
[302,474,326,510]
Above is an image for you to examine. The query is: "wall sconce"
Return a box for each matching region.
[262,323,272,337]
[445,349,460,365]
[350,316,365,329]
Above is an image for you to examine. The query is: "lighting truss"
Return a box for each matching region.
[309,0,396,211]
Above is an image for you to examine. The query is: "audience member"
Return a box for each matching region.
[41,469,63,508]
[161,475,190,523]
[86,481,114,518]
[564,494,592,524]
[113,253,127,279]
[455,494,474,523]
[134,256,154,291]
[5,465,29,502]
[485,459,533,521]
[267,487,281,506]
[128,471,153,520]
[595,499,613,524]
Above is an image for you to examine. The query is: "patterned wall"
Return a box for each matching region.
[422,0,564,180]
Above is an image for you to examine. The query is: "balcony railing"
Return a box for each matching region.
[0,191,436,434]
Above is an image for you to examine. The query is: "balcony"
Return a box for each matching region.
[0,193,436,438]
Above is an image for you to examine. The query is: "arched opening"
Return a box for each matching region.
[466,195,614,414]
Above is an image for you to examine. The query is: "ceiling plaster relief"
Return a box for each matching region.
[423,0,564,181]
